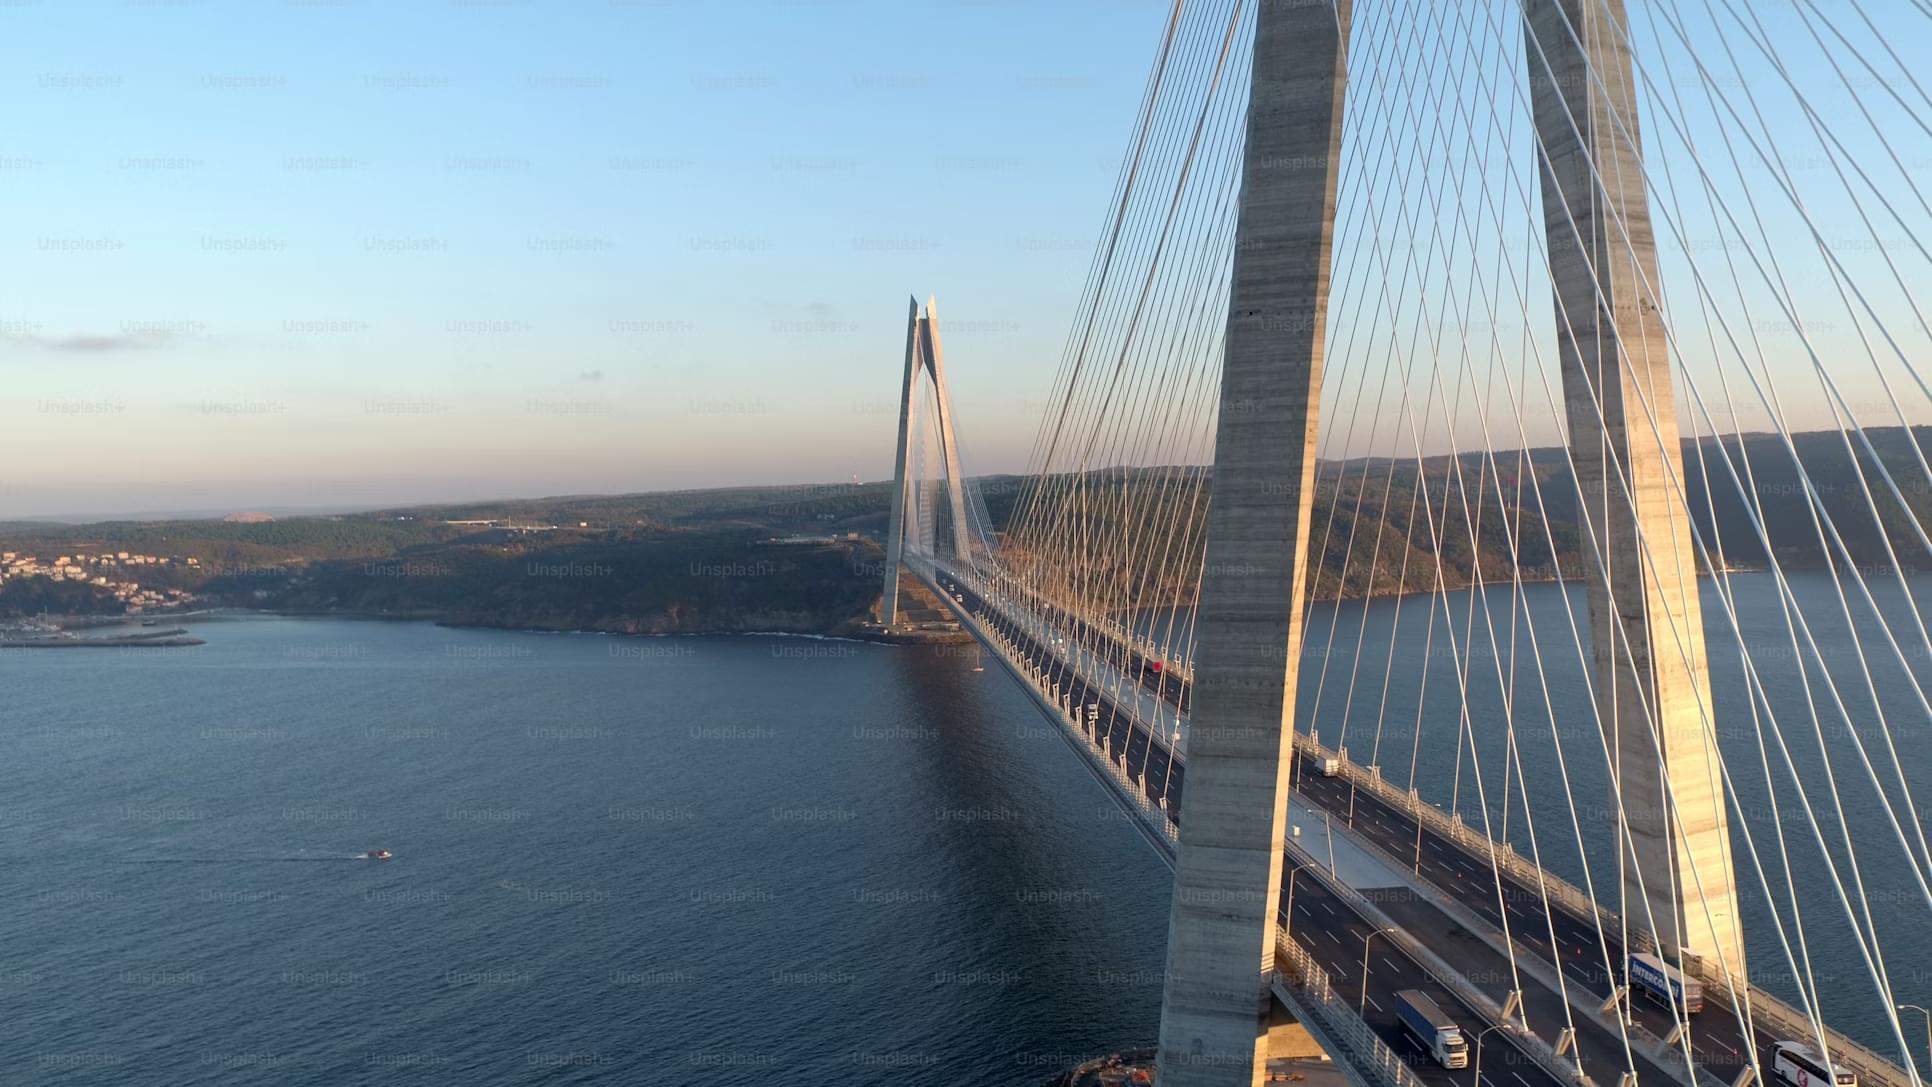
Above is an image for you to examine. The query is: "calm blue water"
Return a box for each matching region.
[6,573,1928,1083]
[0,619,1170,1084]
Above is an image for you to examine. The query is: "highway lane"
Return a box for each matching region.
[1363,878,1683,1087]
[1284,873,1569,1087]
[1292,768,1774,1082]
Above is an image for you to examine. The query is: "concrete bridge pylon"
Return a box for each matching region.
[882,296,973,627]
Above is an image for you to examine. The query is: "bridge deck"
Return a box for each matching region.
[921,563,1915,1087]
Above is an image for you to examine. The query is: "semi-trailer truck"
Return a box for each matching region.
[1393,989,1469,1069]
[1628,952,1703,1014]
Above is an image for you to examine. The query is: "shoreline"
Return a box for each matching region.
[254,607,956,646]
[22,566,1789,648]
[1,632,205,649]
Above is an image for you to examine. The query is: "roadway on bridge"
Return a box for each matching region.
[1290,798,1687,1087]
[936,573,1187,817]
[943,573,1618,1087]
[1284,868,1567,1087]
[939,571,1793,1087]
[1293,768,1769,1083]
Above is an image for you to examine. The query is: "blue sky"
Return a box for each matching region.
[2,1,1926,519]
[0,0,1162,517]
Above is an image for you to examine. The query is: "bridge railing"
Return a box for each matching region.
[1718,988,1914,1087]
[1294,735,1918,1087]
[922,566,1180,858]
[940,565,1185,761]
[1294,732,1614,942]
[944,560,1195,689]
[1273,931,1430,1087]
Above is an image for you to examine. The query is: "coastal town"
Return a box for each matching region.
[0,549,199,615]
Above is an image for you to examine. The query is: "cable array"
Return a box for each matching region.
[892,0,1932,1081]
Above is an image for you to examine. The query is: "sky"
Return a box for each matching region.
[2,1,1927,520]
[0,0,1164,518]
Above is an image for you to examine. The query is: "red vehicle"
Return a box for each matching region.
[365,849,393,861]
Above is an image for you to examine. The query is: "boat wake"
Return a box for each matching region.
[121,852,376,864]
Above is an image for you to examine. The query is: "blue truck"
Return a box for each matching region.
[1394,989,1469,1069]
[1628,952,1704,1014]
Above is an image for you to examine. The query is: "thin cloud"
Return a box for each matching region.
[5,330,174,355]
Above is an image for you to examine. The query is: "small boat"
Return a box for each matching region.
[365,849,393,860]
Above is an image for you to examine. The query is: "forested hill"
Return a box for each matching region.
[0,426,1921,631]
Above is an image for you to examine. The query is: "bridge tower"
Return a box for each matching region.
[1157,0,1743,1080]
[1524,0,1744,978]
[882,296,973,627]
[1153,2,1352,1083]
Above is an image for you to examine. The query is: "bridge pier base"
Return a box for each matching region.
[1266,999,1328,1061]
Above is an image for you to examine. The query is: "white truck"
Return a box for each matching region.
[1393,989,1469,1069]
[1317,756,1341,777]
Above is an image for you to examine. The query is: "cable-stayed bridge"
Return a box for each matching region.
[876,2,1932,1086]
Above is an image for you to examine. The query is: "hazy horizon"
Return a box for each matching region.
[6,3,1919,522]
[8,419,1913,525]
